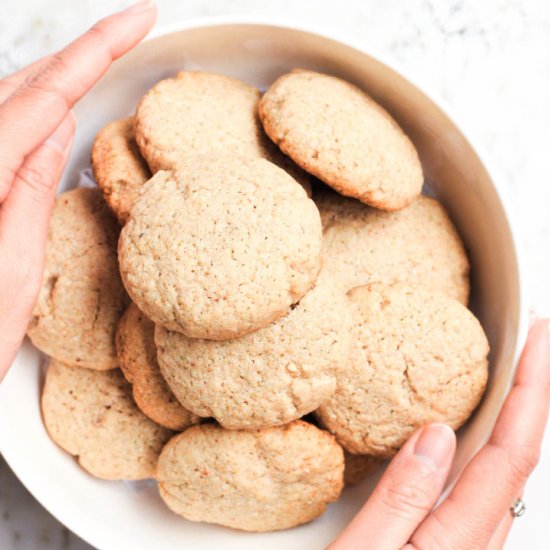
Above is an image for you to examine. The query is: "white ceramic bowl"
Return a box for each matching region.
[0,17,528,550]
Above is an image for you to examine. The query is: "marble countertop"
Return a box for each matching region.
[1,0,549,548]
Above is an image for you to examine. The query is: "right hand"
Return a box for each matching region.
[330,319,550,550]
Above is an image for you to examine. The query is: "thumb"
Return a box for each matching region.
[329,424,456,550]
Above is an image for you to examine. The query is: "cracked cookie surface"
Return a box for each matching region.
[316,189,470,304]
[316,283,489,457]
[116,303,200,431]
[27,188,129,370]
[156,421,344,531]
[259,70,423,210]
[155,277,352,430]
[42,360,174,480]
[118,157,322,339]
[91,117,151,224]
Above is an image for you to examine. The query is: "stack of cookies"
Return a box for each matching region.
[28,69,490,533]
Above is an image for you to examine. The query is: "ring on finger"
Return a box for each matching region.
[510,498,526,518]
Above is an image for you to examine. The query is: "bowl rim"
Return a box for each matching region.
[0,14,530,549]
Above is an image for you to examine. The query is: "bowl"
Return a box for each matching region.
[0,17,528,550]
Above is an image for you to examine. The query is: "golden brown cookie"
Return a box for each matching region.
[42,360,174,480]
[344,452,383,486]
[316,283,489,457]
[116,303,200,431]
[27,188,129,370]
[135,71,263,172]
[316,189,470,304]
[156,421,344,531]
[91,117,151,224]
[118,157,322,339]
[134,71,311,194]
[259,70,423,210]
[155,277,352,430]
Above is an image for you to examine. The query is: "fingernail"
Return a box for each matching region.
[45,112,75,153]
[121,0,156,13]
[414,424,455,471]
[529,310,538,328]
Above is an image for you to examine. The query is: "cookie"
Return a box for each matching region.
[264,140,313,197]
[42,360,174,480]
[156,421,344,531]
[344,452,383,486]
[116,303,200,431]
[317,189,470,304]
[259,70,423,210]
[91,117,151,224]
[316,283,489,457]
[27,188,129,370]
[118,157,322,339]
[155,277,352,430]
[134,71,311,194]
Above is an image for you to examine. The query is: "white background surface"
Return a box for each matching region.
[0,0,549,548]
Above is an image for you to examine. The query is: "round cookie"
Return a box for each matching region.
[134,71,311,194]
[118,157,322,339]
[156,421,344,531]
[135,71,264,172]
[91,117,151,224]
[116,303,200,431]
[42,360,174,480]
[316,283,489,457]
[259,69,423,210]
[155,277,352,430]
[344,452,384,487]
[316,189,470,304]
[27,188,129,370]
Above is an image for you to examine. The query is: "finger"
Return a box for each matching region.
[411,320,550,550]
[486,515,513,550]
[0,56,52,103]
[0,0,156,199]
[328,424,456,550]
[486,487,525,550]
[0,112,75,380]
[0,59,55,200]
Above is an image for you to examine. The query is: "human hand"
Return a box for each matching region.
[330,319,550,550]
[0,0,157,381]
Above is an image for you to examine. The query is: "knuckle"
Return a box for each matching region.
[45,52,72,80]
[17,164,55,198]
[88,22,109,43]
[383,478,434,519]
[410,514,452,550]
[507,444,540,480]
[20,54,72,110]
[87,23,115,62]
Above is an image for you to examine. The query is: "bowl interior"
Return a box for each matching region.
[0,20,526,550]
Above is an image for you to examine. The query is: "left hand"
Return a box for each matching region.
[0,0,157,381]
